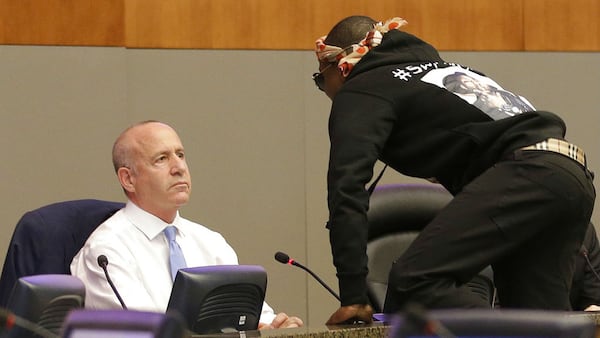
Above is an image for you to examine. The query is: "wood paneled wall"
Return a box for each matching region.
[1,0,598,51]
[0,0,124,46]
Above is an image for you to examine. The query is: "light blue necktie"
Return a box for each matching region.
[164,226,187,281]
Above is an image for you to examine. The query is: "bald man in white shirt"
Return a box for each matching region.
[71,120,302,329]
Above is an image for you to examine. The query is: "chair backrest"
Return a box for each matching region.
[0,199,124,307]
[366,183,595,312]
[366,183,453,312]
[367,183,453,242]
[366,183,495,312]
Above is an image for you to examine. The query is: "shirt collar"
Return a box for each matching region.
[123,200,184,240]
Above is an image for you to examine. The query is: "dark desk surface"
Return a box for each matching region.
[190,312,600,338]
[571,312,600,338]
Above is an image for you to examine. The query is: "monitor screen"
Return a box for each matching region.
[166,265,267,335]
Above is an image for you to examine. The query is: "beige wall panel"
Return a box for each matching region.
[1,45,598,326]
[524,0,600,51]
[122,49,310,322]
[0,0,123,46]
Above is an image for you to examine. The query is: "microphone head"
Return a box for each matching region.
[97,255,109,268]
[274,251,290,264]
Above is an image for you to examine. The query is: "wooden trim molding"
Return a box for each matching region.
[1,0,598,51]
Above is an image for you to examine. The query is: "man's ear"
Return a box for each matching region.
[117,167,135,193]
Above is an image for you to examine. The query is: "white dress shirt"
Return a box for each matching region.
[70,201,275,323]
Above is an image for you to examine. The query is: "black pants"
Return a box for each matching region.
[383,151,596,312]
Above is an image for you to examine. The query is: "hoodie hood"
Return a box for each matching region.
[347,30,445,80]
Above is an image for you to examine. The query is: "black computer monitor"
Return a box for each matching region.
[4,274,85,338]
[390,308,596,338]
[61,309,185,338]
[166,265,267,335]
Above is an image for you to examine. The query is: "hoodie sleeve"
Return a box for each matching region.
[326,89,397,305]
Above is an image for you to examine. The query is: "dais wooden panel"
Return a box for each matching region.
[0,0,123,46]
[524,0,600,51]
[375,0,523,51]
[0,0,598,50]
[125,0,311,49]
[125,0,524,50]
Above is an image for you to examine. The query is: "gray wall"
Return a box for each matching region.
[0,46,598,325]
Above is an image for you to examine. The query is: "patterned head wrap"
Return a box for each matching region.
[315,17,408,77]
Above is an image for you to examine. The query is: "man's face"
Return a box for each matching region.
[319,62,345,100]
[127,123,192,217]
[456,75,481,92]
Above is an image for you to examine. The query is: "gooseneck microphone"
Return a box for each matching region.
[0,308,60,338]
[580,245,600,283]
[274,251,341,302]
[97,255,128,309]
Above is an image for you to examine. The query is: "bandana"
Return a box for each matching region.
[315,17,408,77]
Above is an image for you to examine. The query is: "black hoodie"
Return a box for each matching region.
[325,29,567,306]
